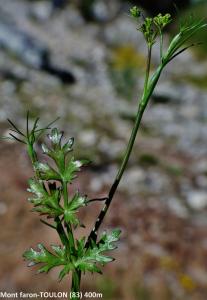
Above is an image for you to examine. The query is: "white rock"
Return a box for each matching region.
[120,167,146,194]
[168,197,188,218]
[0,202,8,215]
[187,190,207,210]
[78,130,97,147]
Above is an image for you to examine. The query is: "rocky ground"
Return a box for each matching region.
[0,1,207,299]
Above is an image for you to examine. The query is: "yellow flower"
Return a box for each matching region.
[111,45,146,71]
[179,274,196,292]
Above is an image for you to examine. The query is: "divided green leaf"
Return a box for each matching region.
[62,157,88,183]
[42,128,74,172]
[23,229,121,280]
[23,244,72,278]
[64,192,87,226]
[75,229,121,274]
[28,179,63,217]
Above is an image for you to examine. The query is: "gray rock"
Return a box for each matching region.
[29,1,53,22]
[120,167,146,194]
[167,197,189,218]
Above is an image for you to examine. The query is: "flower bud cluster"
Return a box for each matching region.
[154,13,172,29]
[130,6,141,19]
[130,6,172,46]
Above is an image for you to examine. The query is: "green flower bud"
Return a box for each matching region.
[130,6,141,19]
[141,18,155,45]
[153,13,172,29]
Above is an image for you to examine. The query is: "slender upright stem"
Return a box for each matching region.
[62,182,82,294]
[55,217,70,250]
[86,47,153,247]
[85,104,145,247]
[143,45,152,96]
[63,181,76,253]
[159,29,163,62]
[63,181,69,208]
[115,105,145,181]
[116,44,152,183]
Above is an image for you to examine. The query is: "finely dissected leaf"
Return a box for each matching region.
[34,162,61,181]
[40,128,87,183]
[75,229,121,274]
[42,128,74,172]
[63,157,88,183]
[3,114,58,147]
[64,192,87,226]
[23,244,70,274]
[28,179,63,217]
[23,244,74,280]
[59,264,74,281]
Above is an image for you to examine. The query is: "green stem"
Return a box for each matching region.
[143,45,152,97]
[55,217,69,249]
[86,103,146,247]
[27,143,41,178]
[86,48,153,247]
[71,269,81,296]
[116,104,145,180]
[117,44,152,180]
[159,29,163,62]
[63,181,69,208]
[62,181,76,255]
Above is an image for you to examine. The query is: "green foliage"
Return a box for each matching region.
[130,6,141,19]
[28,179,63,217]
[2,116,121,292]
[129,7,207,110]
[39,127,88,183]
[154,13,172,30]
[130,6,206,59]
[23,229,121,280]
[163,17,206,63]
[2,6,206,296]
[64,192,87,226]
[141,17,156,46]
[23,244,69,275]
[75,229,121,274]
[176,2,207,56]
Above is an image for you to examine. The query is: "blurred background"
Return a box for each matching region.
[0,0,207,299]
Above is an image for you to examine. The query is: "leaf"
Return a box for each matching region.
[28,179,63,217]
[63,157,88,183]
[68,193,87,211]
[42,129,75,173]
[39,129,88,183]
[34,162,61,181]
[64,192,87,226]
[59,264,74,281]
[163,17,207,63]
[23,230,121,279]
[23,244,73,280]
[75,229,121,274]
[23,244,66,273]
[3,115,59,148]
